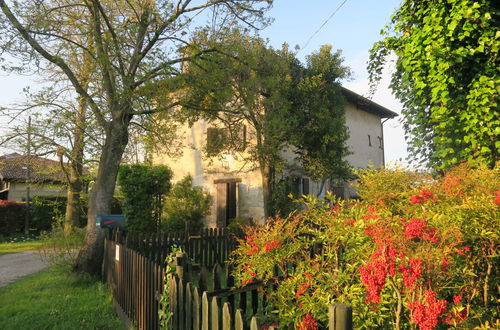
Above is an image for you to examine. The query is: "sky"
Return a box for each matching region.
[0,0,408,164]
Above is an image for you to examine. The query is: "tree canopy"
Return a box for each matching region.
[369,0,499,170]
[176,32,351,216]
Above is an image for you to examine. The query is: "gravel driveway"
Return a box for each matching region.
[0,251,50,287]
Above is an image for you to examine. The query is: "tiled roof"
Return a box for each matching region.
[0,153,66,182]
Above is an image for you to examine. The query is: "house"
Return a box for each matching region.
[0,153,67,201]
[153,88,397,227]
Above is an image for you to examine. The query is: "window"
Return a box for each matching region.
[368,134,372,147]
[378,136,383,149]
[291,177,310,196]
[207,125,247,154]
[207,127,226,155]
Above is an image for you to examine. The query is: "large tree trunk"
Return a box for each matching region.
[73,115,130,276]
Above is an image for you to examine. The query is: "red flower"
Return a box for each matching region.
[297,313,318,330]
[495,189,500,205]
[453,294,462,305]
[410,189,436,205]
[407,290,447,330]
[403,218,439,243]
[245,235,261,255]
[249,271,257,277]
[296,282,311,297]
[410,195,422,205]
[399,258,422,289]
[264,240,281,252]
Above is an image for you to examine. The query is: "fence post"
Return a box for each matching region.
[328,304,353,330]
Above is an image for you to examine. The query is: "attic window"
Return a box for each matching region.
[378,136,383,149]
[368,134,372,147]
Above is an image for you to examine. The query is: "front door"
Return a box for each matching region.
[215,179,240,227]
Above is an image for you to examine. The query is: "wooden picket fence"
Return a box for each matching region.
[107,227,240,268]
[104,238,353,329]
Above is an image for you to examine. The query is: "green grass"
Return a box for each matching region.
[0,265,126,330]
[0,240,44,255]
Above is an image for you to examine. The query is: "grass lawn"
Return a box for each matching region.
[0,240,44,255]
[0,265,126,330]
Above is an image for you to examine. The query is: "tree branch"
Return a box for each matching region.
[0,0,107,129]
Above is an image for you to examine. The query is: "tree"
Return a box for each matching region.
[0,0,272,275]
[369,0,499,170]
[178,33,351,217]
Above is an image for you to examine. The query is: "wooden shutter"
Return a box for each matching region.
[216,183,227,227]
[227,182,237,221]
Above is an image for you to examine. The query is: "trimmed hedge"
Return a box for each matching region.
[0,200,26,233]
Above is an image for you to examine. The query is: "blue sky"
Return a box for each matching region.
[0,0,408,163]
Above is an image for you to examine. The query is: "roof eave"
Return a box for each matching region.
[341,87,398,119]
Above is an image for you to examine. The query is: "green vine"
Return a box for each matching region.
[158,247,182,329]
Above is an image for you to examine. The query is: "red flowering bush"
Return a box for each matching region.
[230,164,499,329]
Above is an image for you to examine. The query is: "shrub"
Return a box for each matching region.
[30,195,67,232]
[230,164,499,329]
[161,176,211,233]
[39,213,86,266]
[0,200,25,234]
[118,164,172,233]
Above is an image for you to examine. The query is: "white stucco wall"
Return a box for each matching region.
[7,182,66,201]
[344,103,385,169]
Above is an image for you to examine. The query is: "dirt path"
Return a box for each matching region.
[0,251,50,287]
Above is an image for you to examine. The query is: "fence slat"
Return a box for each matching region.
[202,292,209,330]
[235,309,244,330]
[211,297,220,330]
[250,316,259,330]
[186,282,193,330]
[193,287,201,330]
[222,302,232,330]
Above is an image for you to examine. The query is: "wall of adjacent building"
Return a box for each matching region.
[6,182,66,201]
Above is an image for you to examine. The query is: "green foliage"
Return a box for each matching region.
[230,164,499,328]
[369,0,499,170]
[39,222,86,267]
[30,195,67,232]
[161,176,211,232]
[118,164,172,233]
